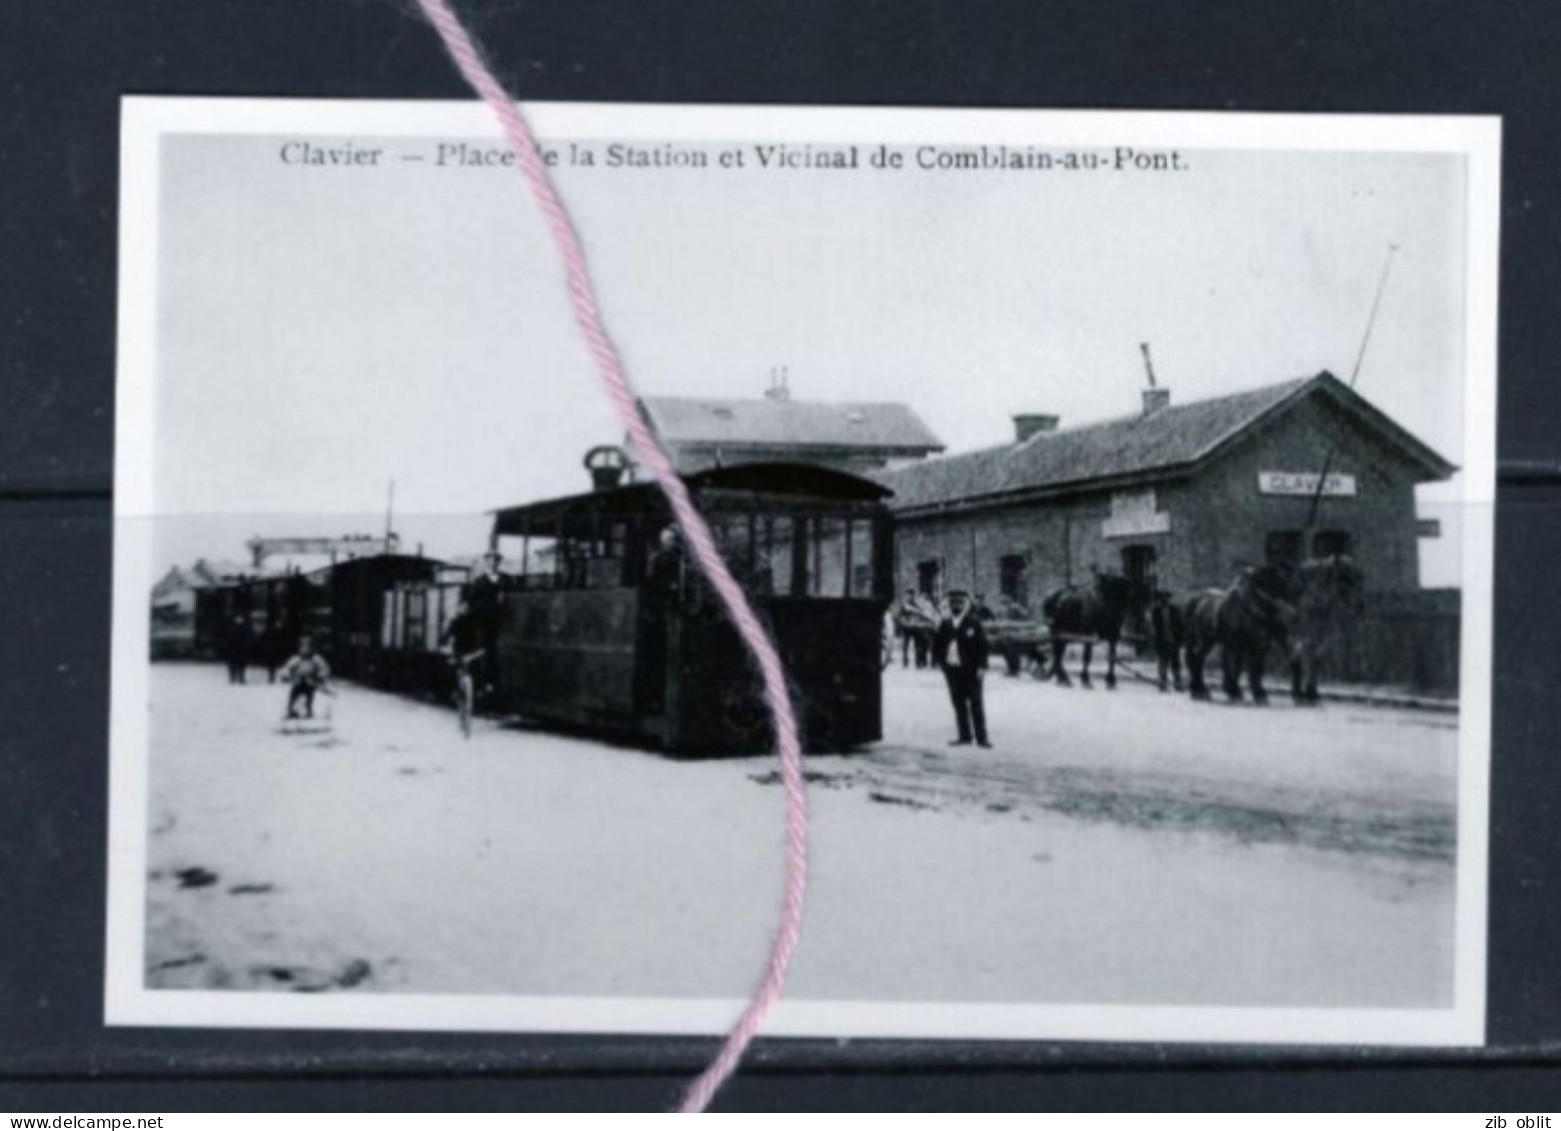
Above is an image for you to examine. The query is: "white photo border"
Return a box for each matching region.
[108,97,1500,1045]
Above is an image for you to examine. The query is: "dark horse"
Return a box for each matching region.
[1285,554,1366,704]
[1041,570,1151,689]
[1181,564,1293,704]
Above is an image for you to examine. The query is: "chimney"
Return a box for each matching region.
[1012,413,1060,442]
[764,366,792,402]
[590,466,625,490]
[584,444,630,491]
[1138,342,1169,417]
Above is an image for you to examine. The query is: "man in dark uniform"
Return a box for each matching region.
[1149,588,1185,692]
[462,549,505,697]
[932,589,991,748]
[646,525,684,593]
[223,614,253,684]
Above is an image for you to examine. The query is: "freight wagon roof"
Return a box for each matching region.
[300,552,448,582]
[875,371,1456,513]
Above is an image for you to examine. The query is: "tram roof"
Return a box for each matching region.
[490,462,893,536]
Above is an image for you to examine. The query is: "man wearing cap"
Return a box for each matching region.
[463,549,506,699]
[932,589,992,748]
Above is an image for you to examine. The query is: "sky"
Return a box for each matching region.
[149,129,1471,583]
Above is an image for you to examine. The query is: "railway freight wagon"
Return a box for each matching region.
[377,572,472,696]
[486,462,895,757]
[317,554,450,685]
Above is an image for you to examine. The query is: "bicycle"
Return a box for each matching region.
[450,648,485,739]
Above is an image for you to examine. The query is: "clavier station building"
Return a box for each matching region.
[875,371,1456,610]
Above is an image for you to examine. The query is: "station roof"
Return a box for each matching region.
[639,396,944,455]
[876,371,1457,514]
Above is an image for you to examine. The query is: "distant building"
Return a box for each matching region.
[635,376,944,475]
[150,558,259,658]
[876,371,1456,608]
[150,566,198,658]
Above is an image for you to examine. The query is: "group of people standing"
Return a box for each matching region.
[894,588,994,750]
[219,615,287,685]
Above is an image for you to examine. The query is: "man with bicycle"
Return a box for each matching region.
[461,550,505,696]
[441,597,488,718]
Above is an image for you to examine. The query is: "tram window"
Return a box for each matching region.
[712,516,756,584]
[1266,530,1303,568]
[1313,529,1352,558]
[406,588,427,649]
[917,559,942,598]
[380,592,397,648]
[999,554,1029,607]
[527,539,558,589]
[811,516,849,597]
[759,516,795,595]
[848,520,876,598]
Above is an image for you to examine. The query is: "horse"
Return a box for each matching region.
[1284,554,1366,705]
[1181,564,1294,704]
[1041,570,1152,689]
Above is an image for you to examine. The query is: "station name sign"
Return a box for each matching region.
[1258,472,1358,498]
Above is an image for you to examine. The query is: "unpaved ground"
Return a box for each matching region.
[141,662,1458,1008]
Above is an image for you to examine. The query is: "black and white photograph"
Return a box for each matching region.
[108,99,1498,1044]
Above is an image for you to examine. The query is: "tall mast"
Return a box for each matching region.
[1305,244,1398,532]
[385,478,396,553]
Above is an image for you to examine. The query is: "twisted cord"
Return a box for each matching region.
[410,0,809,1111]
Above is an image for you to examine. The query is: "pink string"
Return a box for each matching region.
[409,0,808,1111]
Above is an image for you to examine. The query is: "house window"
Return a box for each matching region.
[1120,544,1157,587]
[1313,529,1353,558]
[999,554,1029,607]
[916,558,942,598]
[1266,530,1304,568]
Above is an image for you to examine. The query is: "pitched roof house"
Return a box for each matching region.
[880,372,1454,516]
[877,371,1455,604]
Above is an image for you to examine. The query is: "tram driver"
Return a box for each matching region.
[646,525,684,592]
[643,526,683,687]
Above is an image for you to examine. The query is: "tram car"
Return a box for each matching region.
[482,462,895,756]
[192,464,894,756]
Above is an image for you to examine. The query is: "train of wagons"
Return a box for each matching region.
[188,462,895,757]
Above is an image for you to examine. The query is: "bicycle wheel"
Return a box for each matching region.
[457,671,473,738]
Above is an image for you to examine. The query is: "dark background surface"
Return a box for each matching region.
[2,0,1558,1112]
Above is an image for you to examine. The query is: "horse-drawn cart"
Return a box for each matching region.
[985,615,1050,676]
